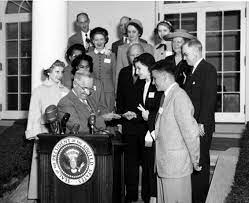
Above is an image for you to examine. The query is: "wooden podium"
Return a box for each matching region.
[37,133,125,203]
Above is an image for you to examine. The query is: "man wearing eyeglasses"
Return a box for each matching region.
[58,72,120,133]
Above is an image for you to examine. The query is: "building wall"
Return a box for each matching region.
[67,1,156,49]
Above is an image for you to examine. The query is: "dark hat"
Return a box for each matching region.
[164,29,195,40]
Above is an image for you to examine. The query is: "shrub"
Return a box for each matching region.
[226,123,249,202]
[0,120,33,197]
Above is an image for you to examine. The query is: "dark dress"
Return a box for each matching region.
[164,54,192,88]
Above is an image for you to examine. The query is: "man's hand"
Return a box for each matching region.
[137,104,149,121]
[102,112,121,121]
[193,162,202,171]
[122,111,137,120]
[198,124,205,137]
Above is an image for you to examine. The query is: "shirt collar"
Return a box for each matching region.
[164,82,177,97]
[94,48,106,54]
[81,30,90,39]
[192,57,203,73]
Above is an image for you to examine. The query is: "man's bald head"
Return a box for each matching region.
[127,43,144,65]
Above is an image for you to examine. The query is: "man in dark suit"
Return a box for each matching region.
[67,12,93,52]
[182,38,217,203]
[116,43,146,203]
[111,16,147,57]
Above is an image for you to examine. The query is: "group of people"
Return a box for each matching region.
[25,12,217,203]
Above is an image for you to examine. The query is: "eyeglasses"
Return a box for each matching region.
[74,81,94,95]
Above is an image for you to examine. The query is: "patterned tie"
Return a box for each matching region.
[155,93,165,122]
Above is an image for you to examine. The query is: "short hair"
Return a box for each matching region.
[120,16,131,22]
[43,60,65,77]
[66,44,86,61]
[76,12,89,21]
[90,27,109,44]
[183,38,202,53]
[133,53,155,69]
[71,54,93,75]
[150,59,176,77]
[127,43,144,57]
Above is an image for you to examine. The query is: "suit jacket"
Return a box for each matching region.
[116,65,146,135]
[61,65,73,89]
[57,90,106,133]
[67,32,94,52]
[116,41,154,84]
[111,38,147,57]
[138,83,163,132]
[184,59,217,133]
[165,54,193,88]
[155,83,200,178]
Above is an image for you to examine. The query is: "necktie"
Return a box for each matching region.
[85,33,91,44]
[156,44,167,51]
[155,93,165,122]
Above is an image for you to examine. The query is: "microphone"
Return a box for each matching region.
[88,113,96,134]
[70,123,80,135]
[60,113,70,134]
[45,105,60,134]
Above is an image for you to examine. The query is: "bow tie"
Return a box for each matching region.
[157,44,167,51]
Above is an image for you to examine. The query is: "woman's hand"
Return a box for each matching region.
[137,104,149,121]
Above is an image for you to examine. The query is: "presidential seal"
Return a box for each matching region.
[51,136,95,185]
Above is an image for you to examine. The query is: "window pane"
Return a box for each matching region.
[21,22,32,39]
[7,59,18,75]
[206,32,222,51]
[223,73,240,92]
[20,40,31,57]
[206,53,222,71]
[181,13,197,32]
[6,23,18,40]
[224,11,240,30]
[8,94,18,110]
[224,31,240,51]
[217,73,222,92]
[21,76,31,92]
[8,76,18,92]
[224,52,240,71]
[223,93,240,112]
[216,93,222,112]
[164,14,180,30]
[206,12,222,31]
[21,94,31,110]
[21,58,31,74]
[5,1,19,14]
[7,41,18,57]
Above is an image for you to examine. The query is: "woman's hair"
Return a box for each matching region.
[127,22,143,37]
[133,53,155,70]
[71,54,93,75]
[154,20,174,37]
[43,60,65,77]
[90,27,109,44]
[65,44,86,62]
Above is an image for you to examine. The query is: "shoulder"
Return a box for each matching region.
[69,32,80,40]
[200,59,217,74]
[165,54,175,62]
[112,39,122,46]
[87,51,95,57]
[140,38,147,43]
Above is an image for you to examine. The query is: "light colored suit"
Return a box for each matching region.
[155,83,200,202]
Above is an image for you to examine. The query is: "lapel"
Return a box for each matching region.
[67,91,92,115]
[75,32,84,45]
[144,83,155,107]
[155,84,179,139]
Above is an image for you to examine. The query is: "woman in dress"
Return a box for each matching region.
[154,20,174,61]
[25,60,69,200]
[116,19,154,84]
[164,29,195,88]
[134,53,163,203]
[87,27,116,112]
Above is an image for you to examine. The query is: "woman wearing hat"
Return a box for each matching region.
[154,20,174,61]
[26,60,69,200]
[116,19,154,85]
[164,29,194,88]
[135,53,163,203]
[88,27,116,111]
